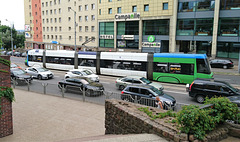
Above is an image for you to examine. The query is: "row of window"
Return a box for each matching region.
[42,0,61,7]
[100,60,147,71]
[42,26,95,32]
[101,3,168,15]
[42,35,95,42]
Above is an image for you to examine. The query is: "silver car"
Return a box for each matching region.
[115,76,164,91]
[25,66,54,80]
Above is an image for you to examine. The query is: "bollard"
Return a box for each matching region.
[134,96,138,104]
[82,87,86,102]
[59,85,65,98]
[42,83,48,94]
[12,78,16,88]
[25,80,30,91]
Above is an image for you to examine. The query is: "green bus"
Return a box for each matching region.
[152,53,213,84]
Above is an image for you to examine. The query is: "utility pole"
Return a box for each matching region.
[70,8,78,69]
[6,19,13,56]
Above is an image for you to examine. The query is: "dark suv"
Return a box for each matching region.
[187,79,240,103]
[121,84,176,110]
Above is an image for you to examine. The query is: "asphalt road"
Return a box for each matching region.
[10,56,239,106]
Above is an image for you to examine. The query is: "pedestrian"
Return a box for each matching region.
[156,96,163,109]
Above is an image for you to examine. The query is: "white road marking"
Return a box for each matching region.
[164,90,188,95]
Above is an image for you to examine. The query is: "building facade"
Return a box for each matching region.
[24,0,98,51]
[25,0,240,59]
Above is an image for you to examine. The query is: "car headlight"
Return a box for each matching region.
[41,74,48,77]
[164,101,172,106]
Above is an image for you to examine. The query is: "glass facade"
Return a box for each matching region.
[177,19,213,36]
[99,22,114,48]
[178,0,215,12]
[218,18,240,36]
[196,41,212,56]
[217,42,240,59]
[143,20,169,35]
[117,21,139,49]
[220,0,240,10]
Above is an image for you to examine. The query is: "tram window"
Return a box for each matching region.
[79,59,96,67]
[197,59,210,74]
[59,58,66,64]
[169,63,194,75]
[66,58,74,65]
[100,60,147,71]
[53,58,59,64]
[154,62,168,73]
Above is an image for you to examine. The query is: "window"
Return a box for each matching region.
[85,36,88,41]
[68,17,71,21]
[42,2,44,7]
[197,59,211,74]
[91,4,95,10]
[91,15,95,21]
[50,1,52,6]
[91,26,95,32]
[99,9,101,15]
[85,26,88,32]
[132,6,137,12]
[69,27,71,31]
[109,0,112,2]
[178,1,197,12]
[59,26,62,31]
[51,27,53,31]
[79,16,82,22]
[117,7,122,13]
[99,0,101,3]
[79,58,96,67]
[54,9,57,14]
[143,19,170,35]
[42,11,44,15]
[85,16,88,21]
[144,4,149,11]
[59,8,61,14]
[55,27,57,31]
[59,17,61,23]
[60,35,62,40]
[221,0,240,10]
[91,36,95,42]
[46,2,48,7]
[108,8,112,14]
[163,3,168,10]
[55,18,57,23]
[69,36,71,40]
[79,26,82,32]
[79,36,82,41]
[85,5,88,11]
[79,5,82,11]
[46,10,48,15]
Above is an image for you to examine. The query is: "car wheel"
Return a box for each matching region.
[38,75,42,80]
[65,76,69,79]
[223,65,228,69]
[85,89,91,96]
[119,85,125,90]
[196,95,205,103]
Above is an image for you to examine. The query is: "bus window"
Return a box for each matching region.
[153,62,168,73]
[197,59,211,74]
[170,64,181,74]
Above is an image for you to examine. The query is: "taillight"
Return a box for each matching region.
[230,63,233,64]
[189,82,194,91]
[121,91,124,94]
[115,81,117,83]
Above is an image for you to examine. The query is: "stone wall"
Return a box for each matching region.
[0,56,13,138]
[105,99,230,142]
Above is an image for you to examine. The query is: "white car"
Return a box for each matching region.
[64,69,99,82]
[25,66,54,80]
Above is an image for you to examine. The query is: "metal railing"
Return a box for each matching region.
[11,79,187,111]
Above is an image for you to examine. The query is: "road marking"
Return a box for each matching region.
[100,81,111,84]
[164,90,188,95]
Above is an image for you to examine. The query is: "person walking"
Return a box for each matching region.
[156,96,163,109]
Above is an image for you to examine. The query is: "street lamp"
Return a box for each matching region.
[6,19,13,56]
[69,8,77,51]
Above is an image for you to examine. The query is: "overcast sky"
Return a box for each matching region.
[0,0,24,30]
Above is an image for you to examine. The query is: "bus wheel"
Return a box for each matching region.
[119,85,125,90]
[196,95,205,104]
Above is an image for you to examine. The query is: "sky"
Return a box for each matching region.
[0,0,24,30]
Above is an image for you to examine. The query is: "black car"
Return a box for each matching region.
[58,77,104,96]
[187,79,240,103]
[121,84,176,110]
[10,68,33,85]
[210,59,234,69]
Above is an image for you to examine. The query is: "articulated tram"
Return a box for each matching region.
[26,49,213,84]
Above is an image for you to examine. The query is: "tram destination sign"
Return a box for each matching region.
[115,13,140,21]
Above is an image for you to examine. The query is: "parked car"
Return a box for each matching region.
[25,66,54,80]
[64,69,99,82]
[21,52,27,57]
[186,79,240,103]
[10,68,33,85]
[227,96,240,107]
[121,84,176,110]
[209,59,234,69]
[6,51,13,56]
[14,52,21,57]
[1,51,6,55]
[116,76,164,91]
[11,63,22,70]
[58,77,104,96]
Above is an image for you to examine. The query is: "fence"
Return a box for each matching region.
[11,79,187,111]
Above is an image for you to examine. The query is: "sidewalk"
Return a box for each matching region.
[1,89,105,142]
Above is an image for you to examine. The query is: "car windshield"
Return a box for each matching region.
[140,77,152,84]
[150,87,163,95]
[224,82,238,92]
[36,68,49,72]
[82,70,93,75]
[13,69,25,75]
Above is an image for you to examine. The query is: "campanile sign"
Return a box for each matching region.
[115,13,140,21]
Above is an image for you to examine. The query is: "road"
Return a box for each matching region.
[10,56,240,106]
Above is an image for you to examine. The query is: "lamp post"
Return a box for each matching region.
[70,8,77,51]
[6,19,13,56]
